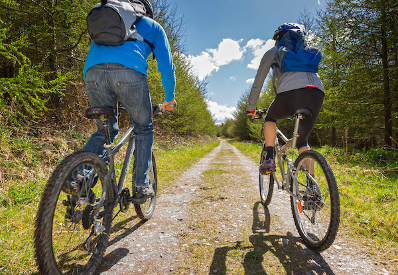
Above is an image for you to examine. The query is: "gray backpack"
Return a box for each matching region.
[86,0,147,46]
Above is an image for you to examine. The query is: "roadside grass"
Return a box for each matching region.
[0,126,219,274]
[227,139,398,267]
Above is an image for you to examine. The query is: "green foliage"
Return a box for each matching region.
[0,0,92,125]
[219,119,235,137]
[0,33,75,123]
[230,91,251,140]
[316,0,398,148]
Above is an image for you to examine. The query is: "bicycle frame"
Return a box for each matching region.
[85,104,169,227]
[273,114,307,201]
[90,117,136,222]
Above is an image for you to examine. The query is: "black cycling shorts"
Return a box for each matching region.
[264,87,324,149]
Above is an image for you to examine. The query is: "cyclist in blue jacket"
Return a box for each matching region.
[247,23,324,174]
[80,0,176,200]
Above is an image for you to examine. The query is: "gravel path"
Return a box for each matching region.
[96,139,391,275]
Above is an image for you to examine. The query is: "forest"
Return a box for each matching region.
[221,0,398,151]
[0,0,397,146]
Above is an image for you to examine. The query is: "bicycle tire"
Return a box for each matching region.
[34,151,114,275]
[290,150,340,251]
[259,146,274,206]
[134,152,158,220]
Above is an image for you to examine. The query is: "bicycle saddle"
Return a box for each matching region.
[291,108,312,119]
[85,107,115,119]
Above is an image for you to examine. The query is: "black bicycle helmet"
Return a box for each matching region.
[273,23,303,41]
[138,0,153,18]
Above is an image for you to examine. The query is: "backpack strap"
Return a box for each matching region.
[144,39,155,60]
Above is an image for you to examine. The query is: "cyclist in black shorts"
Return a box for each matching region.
[246,23,325,174]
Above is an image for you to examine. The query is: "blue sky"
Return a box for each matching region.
[166,0,325,124]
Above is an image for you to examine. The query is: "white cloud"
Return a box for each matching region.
[187,52,219,81]
[246,38,275,69]
[229,76,236,81]
[246,78,254,84]
[205,99,236,125]
[186,39,245,81]
[209,39,244,66]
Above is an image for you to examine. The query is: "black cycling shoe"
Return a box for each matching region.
[132,186,154,204]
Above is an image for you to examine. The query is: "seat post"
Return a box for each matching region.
[100,116,112,146]
[292,115,302,149]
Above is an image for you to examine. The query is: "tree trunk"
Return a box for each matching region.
[381,6,392,146]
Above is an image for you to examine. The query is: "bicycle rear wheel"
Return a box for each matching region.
[291,150,340,251]
[259,146,274,206]
[134,152,157,220]
[35,151,113,275]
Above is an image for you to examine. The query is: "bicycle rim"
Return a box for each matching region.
[134,153,157,220]
[35,151,113,275]
[291,150,340,251]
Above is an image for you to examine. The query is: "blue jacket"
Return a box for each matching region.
[83,16,176,102]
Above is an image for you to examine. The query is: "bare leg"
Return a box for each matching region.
[264,122,276,147]
[299,146,314,175]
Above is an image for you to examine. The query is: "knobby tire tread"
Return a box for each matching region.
[259,147,274,206]
[34,151,113,275]
[134,152,157,220]
[291,150,340,251]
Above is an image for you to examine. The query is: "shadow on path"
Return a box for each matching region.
[96,215,146,272]
[209,202,335,274]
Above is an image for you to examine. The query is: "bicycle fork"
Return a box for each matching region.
[276,155,302,201]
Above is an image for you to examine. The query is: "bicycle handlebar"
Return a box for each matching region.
[117,104,176,116]
[152,104,177,115]
[250,108,268,120]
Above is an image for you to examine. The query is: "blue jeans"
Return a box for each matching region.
[84,63,154,187]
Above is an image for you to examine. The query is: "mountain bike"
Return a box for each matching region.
[34,104,170,274]
[254,108,340,251]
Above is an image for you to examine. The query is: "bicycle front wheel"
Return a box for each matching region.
[35,151,113,275]
[291,150,340,251]
[134,152,158,220]
[259,146,274,206]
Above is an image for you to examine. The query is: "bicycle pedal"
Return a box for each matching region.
[130,197,149,204]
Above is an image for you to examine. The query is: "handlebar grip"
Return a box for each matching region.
[152,103,177,115]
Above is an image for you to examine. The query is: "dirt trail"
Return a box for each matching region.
[96,139,391,275]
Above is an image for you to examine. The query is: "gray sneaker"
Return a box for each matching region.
[133,186,155,203]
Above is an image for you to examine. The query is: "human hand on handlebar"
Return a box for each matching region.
[246,109,256,117]
[162,99,177,113]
